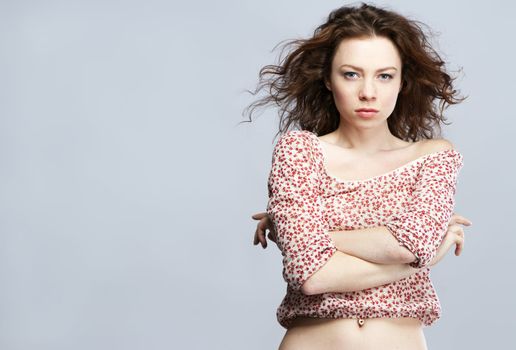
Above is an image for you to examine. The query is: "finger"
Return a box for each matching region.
[455,241,463,256]
[261,217,276,236]
[258,219,269,231]
[259,228,268,248]
[457,217,473,226]
[258,215,273,230]
[449,212,458,225]
[253,231,264,247]
[450,224,465,234]
[451,213,473,226]
[254,224,267,248]
[251,212,268,220]
[447,224,461,234]
[268,232,277,243]
[259,232,267,248]
[253,224,259,245]
[253,212,267,218]
[253,228,262,246]
[455,237,464,256]
[260,221,274,242]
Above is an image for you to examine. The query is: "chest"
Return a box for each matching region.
[319,141,422,182]
[320,175,417,230]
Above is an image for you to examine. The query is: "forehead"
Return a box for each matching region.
[332,36,402,69]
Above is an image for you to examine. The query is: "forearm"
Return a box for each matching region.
[302,250,422,295]
[329,226,415,264]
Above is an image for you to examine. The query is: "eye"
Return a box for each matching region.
[379,73,393,80]
[343,71,359,79]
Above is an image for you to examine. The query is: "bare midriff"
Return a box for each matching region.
[278,316,428,350]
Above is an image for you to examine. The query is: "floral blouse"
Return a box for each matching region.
[266,130,464,329]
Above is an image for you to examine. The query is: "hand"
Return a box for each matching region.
[429,212,472,267]
[252,212,277,248]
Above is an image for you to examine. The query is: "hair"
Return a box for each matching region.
[240,2,467,142]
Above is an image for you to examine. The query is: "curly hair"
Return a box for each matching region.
[240,2,467,142]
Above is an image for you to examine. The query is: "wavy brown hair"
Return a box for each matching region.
[240,2,467,142]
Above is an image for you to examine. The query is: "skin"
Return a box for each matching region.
[252,35,473,349]
[252,212,471,264]
[323,35,405,155]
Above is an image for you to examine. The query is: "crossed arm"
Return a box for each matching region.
[253,210,425,295]
[264,132,464,296]
[301,227,419,295]
[330,226,415,264]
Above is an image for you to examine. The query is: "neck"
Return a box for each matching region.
[329,121,403,154]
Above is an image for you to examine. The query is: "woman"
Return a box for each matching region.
[244,3,473,350]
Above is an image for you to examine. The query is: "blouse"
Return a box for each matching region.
[266,129,464,329]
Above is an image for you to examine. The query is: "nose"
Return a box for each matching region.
[358,79,377,101]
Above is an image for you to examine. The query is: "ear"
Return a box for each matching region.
[324,78,332,92]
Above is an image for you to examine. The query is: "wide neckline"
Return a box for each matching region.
[303,130,462,185]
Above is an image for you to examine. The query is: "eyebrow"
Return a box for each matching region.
[339,64,398,72]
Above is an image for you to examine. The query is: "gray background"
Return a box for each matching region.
[0,0,514,349]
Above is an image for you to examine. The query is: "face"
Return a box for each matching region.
[325,36,403,126]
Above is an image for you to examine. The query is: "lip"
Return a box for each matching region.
[355,108,378,119]
[355,108,379,112]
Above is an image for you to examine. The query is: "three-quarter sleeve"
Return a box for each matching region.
[384,149,464,268]
[266,131,337,292]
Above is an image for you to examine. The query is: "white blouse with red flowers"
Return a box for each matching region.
[266,129,464,329]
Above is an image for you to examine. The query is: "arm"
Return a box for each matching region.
[302,250,423,295]
[266,131,338,294]
[329,226,412,264]
[384,140,464,269]
[265,131,438,295]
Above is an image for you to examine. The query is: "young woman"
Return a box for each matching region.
[244,3,472,349]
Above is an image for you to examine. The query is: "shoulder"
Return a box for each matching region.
[418,138,456,154]
[417,138,464,171]
[415,138,463,162]
[277,130,314,142]
[275,130,315,152]
[272,130,318,163]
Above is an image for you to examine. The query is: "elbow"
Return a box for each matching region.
[406,250,435,269]
[395,243,433,268]
[397,245,418,264]
[284,243,337,295]
[283,265,318,295]
[411,253,435,269]
[385,225,436,268]
[289,265,327,296]
[287,269,320,295]
[299,271,324,295]
[300,279,314,295]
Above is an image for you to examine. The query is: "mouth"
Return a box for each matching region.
[355,108,379,112]
[355,108,379,119]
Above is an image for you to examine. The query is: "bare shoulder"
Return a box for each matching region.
[418,138,456,155]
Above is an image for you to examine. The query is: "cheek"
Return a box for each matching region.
[332,86,356,105]
[383,87,400,106]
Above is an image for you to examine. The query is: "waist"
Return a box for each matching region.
[289,315,422,329]
[282,316,426,350]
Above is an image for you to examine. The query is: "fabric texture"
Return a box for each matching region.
[266,130,464,329]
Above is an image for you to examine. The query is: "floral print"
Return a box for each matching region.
[266,130,464,329]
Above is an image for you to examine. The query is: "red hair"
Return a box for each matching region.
[241,2,467,142]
